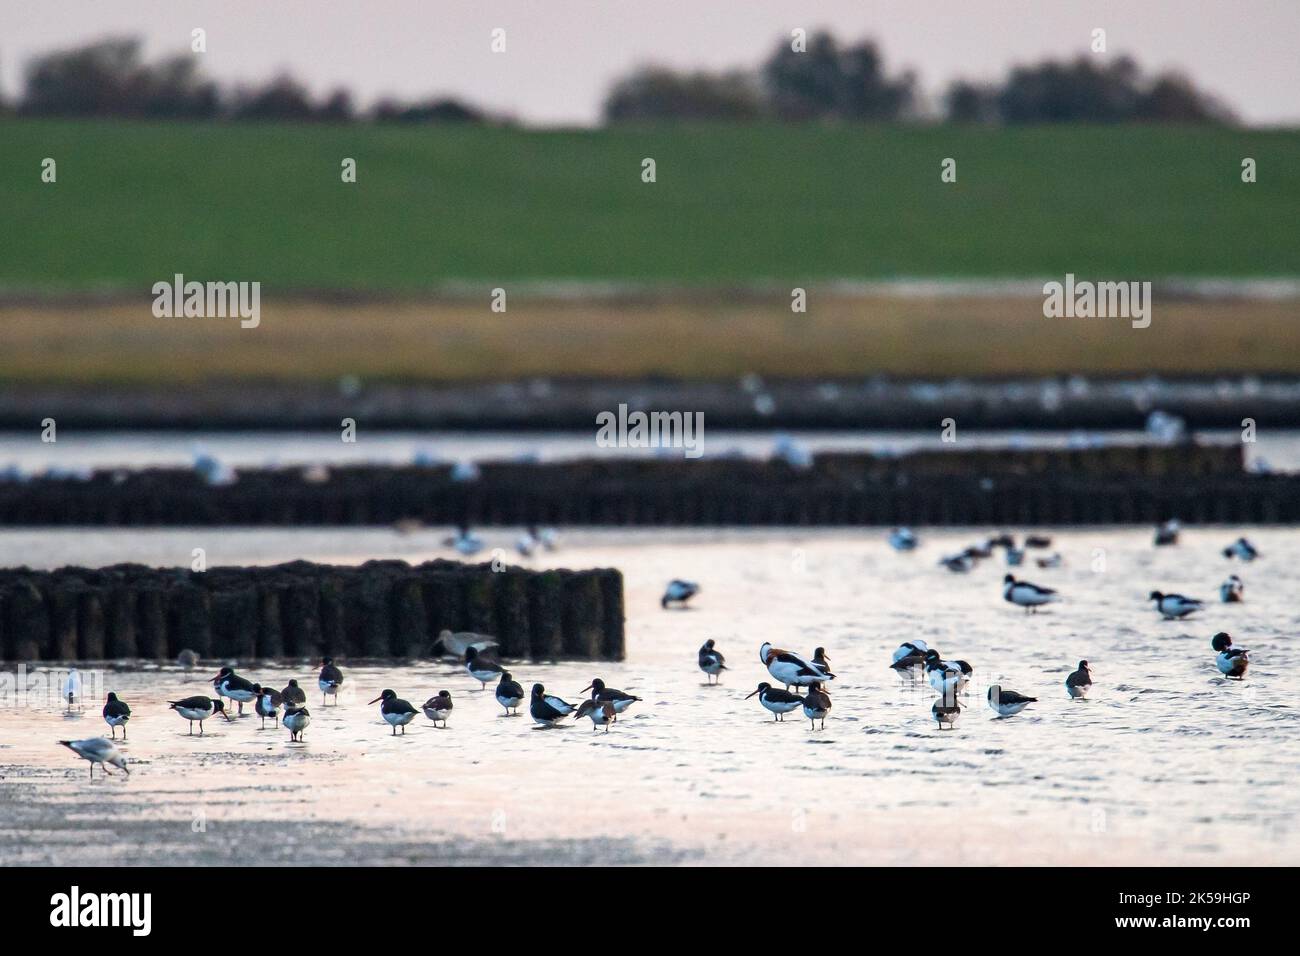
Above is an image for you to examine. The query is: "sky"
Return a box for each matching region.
[3,0,1298,126]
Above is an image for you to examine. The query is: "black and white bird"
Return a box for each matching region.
[59,737,129,779]
[422,690,453,728]
[1003,574,1060,612]
[1220,575,1245,603]
[1065,660,1092,700]
[318,657,344,705]
[1036,553,1063,569]
[574,698,617,733]
[932,697,961,730]
[925,650,972,696]
[529,683,577,727]
[890,640,930,679]
[759,642,835,689]
[465,646,504,689]
[746,683,805,721]
[1211,632,1249,679]
[495,671,525,716]
[802,681,832,730]
[1222,537,1259,562]
[1024,535,1052,549]
[698,639,727,684]
[661,579,700,609]
[368,689,418,734]
[281,678,308,710]
[102,692,131,739]
[888,527,918,551]
[251,684,282,729]
[988,684,1037,717]
[168,696,230,735]
[283,703,311,742]
[212,667,257,715]
[1154,519,1180,546]
[1149,591,1204,620]
[940,553,974,573]
[579,678,641,720]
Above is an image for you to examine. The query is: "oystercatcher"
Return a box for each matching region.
[318,657,344,705]
[283,703,311,741]
[1222,537,1259,562]
[1003,575,1060,613]
[1212,632,1249,679]
[59,738,129,779]
[575,698,617,733]
[580,678,641,720]
[212,667,257,715]
[102,692,131,739]
[530,683,577,727]
[888,527,918,551]
[1066,660,1092,699]
[746,682,804,721]
[465,646,504,689]
[168,696,230,735]
[251,684,282,729]
[368,689,418,734]
[281,679,308,709]
[422,690,453,728]
[802,681,832,730]
[1220,574,1245,603]
[698,639,727,684]
[495,671,525,716]
[988,684,1037,717]
[1149,591,1204,620]
[662,579,700,609]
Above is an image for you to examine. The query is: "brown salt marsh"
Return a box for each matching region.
[1,527,1297,866]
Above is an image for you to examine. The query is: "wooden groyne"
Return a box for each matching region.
[0,560,624,663]
[1,442,1290,527]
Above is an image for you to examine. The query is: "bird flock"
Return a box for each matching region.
[53,525,1260,777]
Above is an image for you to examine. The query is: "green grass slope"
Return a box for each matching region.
[1,120,1297,290]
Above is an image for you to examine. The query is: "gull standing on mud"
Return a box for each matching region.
[1003,575,1060,612]
[746,682,805,721]
[759,642,835,689]
[495,671,525,715]
[988,685,1037,717]
[661,579,700,608]
[422,690,453,727]
[530,683,577,727]
[62,668,83,709]
[698,638,727,684]
[102,692,131,739]
[318,657,344,705]
[1066,661,1093,699]
[369,689,418,734]
[168,696,230,735]
[1149,591,1204,620]
[59,738,129,779]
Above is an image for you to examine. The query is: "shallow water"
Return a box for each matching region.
[1,527,1297,865]
[0,428,1289,470]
